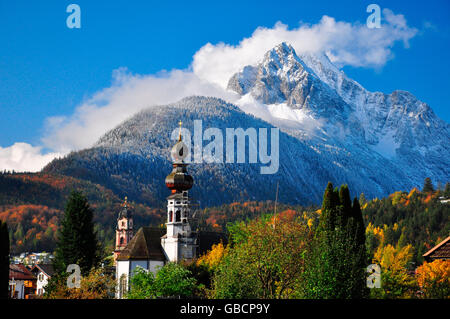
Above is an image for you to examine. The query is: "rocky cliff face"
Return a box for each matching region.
[228,42,450,190]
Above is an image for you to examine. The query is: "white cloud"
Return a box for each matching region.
[0,143,62,172]
[42,68,238,153]
[2,9,418,172]
[192,9,418,88]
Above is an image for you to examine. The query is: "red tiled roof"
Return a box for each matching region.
[423,235,450,261]
[9,264,36,281]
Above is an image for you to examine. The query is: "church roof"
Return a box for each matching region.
[116,227,228,262]
[116,227,166,261]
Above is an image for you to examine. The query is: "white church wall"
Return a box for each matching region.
[162,237,179,262]
[116,260,129,299]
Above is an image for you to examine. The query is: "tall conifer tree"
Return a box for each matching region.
[422,177,434,193]
[303,183,367,298]
[53,191,102,276]
[444,182,450,197]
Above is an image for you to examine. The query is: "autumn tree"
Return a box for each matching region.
[213,213,310,299]
[371,244,417,299]
[53,191,102,276]
[0,220,9,299]
[44,268,115,299]
[416,260,450,299]
[196,242,227,272]
[192,242,228,297]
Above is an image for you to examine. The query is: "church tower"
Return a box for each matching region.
[114,197,133,264]
[161,121,197,262]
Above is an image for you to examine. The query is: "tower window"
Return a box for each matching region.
[175,210,181,222]
[120,237,124,245]
[169,211,173,222]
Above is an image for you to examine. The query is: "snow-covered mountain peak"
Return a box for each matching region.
[228,42,351,125]
[227,43,449,188]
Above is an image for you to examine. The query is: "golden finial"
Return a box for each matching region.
[178,120,183,141]
[124,196,128,206]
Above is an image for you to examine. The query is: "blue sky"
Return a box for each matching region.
[0,0,449,171]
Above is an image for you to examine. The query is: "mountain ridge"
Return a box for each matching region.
[41,43,449,207]
[229,42,449,187]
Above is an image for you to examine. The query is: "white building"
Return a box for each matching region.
[9,264,36,299]
[30,264,54,296]
[115,125,226,298]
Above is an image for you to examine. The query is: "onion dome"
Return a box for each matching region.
[165,163,194,193]
[165,121,194,193]
[118,196,131,219]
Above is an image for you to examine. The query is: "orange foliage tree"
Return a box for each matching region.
[415,260,450,299]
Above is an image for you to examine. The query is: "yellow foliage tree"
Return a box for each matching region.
[45,268,115,299]
[415,260,450,299]
[391,191,405,206]
[196,242,227,271]
[371,244,417,298]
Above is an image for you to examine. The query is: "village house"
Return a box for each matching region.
[423,235,450,262]
[9,264,36,299]
[30,263,55,296]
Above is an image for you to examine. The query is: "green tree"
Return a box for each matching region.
[213,246,261,298]
[126,267,155,299]
[422,177,434,193]
[213,213,309,299]
[153,263,197,297]
[0,221,9,299]
[302,183,367,298]
[127,263,197,298]
[52,191,102,276]
[444,182,450,197]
